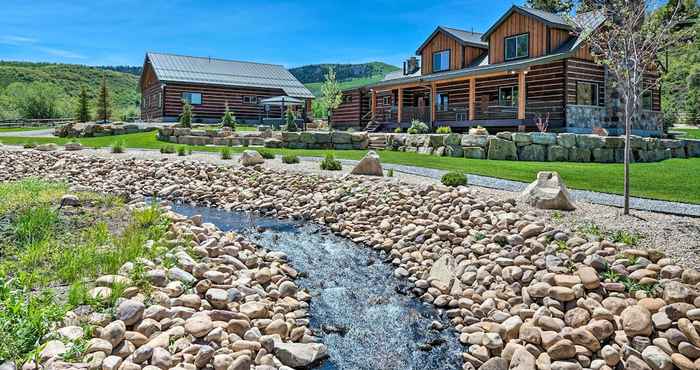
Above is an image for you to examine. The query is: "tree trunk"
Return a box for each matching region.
[623,97,632,215]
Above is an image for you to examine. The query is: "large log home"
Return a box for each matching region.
[139,52,314,123]
[331,6,662,136]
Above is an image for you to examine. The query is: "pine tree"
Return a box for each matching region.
[76,85,90,122]
[221,102,236,129]
[95,76,111,122]
[180,101,193,128]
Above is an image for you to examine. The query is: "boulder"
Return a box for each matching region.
[519,171,576,211]
[263,138,283,148]
[35,143,60,152]
[518,144,546,162]
[238,150,264,166]
[64,142,84,151]
[274,342,328,367]
[463,147,485,159]
[547,145,568,162]
[350,151,383,177]
[531,132,557,145]
[487,138,517,160]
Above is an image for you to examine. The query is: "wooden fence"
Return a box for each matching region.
[0,118,73,129]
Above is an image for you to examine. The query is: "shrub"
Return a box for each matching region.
[282,154,300,164]
[284,108,298,132]
[407,119,429,134]
[441,171,468,187]
[179,101,193,128]
[160,145,176,154]
[387,168,394,177]
[320,153,342,171]
[221,104,236,130]
[258,150,275,159]
[220,147,232,160]
[23,142,37,149]
[177,146,187,156]
[394,127,402,133]
[436,126,452,134]
[111,141,125,154]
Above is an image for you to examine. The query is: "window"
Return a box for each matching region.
[382,96,391,105]
[505,34,529,60]
[576,82,599,106]
[436,93,449,112]
[343,95,353,103]
[498,86,519,106]
[642,91,653,110]
[243,95,259,104]
[156,92,162,108]
[182,92,202,105]
[432,50,450,72]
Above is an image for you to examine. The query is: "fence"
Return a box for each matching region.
[0,118,73,129]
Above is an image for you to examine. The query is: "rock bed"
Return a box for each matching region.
[3,150,700,370]
[36,203,327,370]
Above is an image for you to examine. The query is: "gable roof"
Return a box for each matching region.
[416,26,487,55]
[142,52,314,98]
[481,5,574,41]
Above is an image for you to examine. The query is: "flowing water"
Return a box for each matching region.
[170,204,463,370]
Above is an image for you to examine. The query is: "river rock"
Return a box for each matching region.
[274,342,328,367]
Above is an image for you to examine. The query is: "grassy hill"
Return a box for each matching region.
[0,61,140,118]
[290,62,399,96]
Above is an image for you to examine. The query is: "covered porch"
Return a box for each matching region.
[370,65,563,131]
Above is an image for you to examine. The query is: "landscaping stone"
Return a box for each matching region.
[350,150,383,176]
[463,147,485,159]
[461,134,489,148]
[592,148,615,163]
[557,133,577,148]
[520,171,576,210]
[487,138,517,160]
[548,145,569,162]
[518,144,546,162]
[568,147,591,162]
[239,150,265,166]
[531,132,557,145]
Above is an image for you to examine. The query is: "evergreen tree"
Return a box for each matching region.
[95,76,111,122]
[76,85,90,122]
[526,0,574,14]
[180,101,193,128]
[319,67,343,130]
[221,102,236,129]
[284,107,298,132]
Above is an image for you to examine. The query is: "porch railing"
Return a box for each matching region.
[474,100,518,120]
[436,103,469,122]
[400,106,431,123]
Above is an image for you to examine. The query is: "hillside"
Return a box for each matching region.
[0,61,140,115]
[290,62,399,96]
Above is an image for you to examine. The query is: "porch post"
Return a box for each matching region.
[397,88,403,124]
[430,82,437,124]
[517,71,526,120]
[468,77,476,121]
[370,89,376,119]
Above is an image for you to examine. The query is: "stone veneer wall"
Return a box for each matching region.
[158,128,699,163]
[566,105,663,137]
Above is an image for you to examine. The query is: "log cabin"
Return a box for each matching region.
[139,52,314,124]
[331,6,662,136]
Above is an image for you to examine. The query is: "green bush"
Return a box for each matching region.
[284,108,298,132]
[160,145,176,154]
[111,141,125,154]
[220,147,232,160]
[177,146,187,156]
[179,101,193,128]
[387,168,394,177]
[407,119,429,134]
[441,171,468,187]
[282,154,300,164]
[394,127,402,133]
[221,104,236,129]
[320,153,342,171]
[23,142,37,149]
[436,126,452,134]
[258,150,275,159]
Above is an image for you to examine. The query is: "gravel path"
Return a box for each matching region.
[0,128,55,137]
[3,145,699,267]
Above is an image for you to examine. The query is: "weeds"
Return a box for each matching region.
[258,150,275,159]
[551,211,562,222]
[160,145,176,154]
[13,206,59,248]
[555,240,569,252]
[320,154,342,171]
[387,168,394,177]
[111,141,125,154]
[578,222,603,238]
[612,230,642,246]
[220,147,232,160]
[282,154,299,164]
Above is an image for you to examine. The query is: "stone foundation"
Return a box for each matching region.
[565,105,663,137]
[54,123,152,138]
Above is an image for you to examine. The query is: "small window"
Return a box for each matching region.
[157,92,162,108]
[182,92,202,105]
[576,82,599,106]
[498,86,519,106]
[382,96,391,105]
[505,34,529,60]
[642,91,653,110]
[436,93,449,112]
[243,95,259,104]
[432,50,450,72]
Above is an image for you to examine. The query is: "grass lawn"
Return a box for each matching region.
[0,126,49,132]
[1,131,699,204]
[676,128,700,139]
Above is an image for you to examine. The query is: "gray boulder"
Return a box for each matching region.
[487,138,517,160]
[35,143,60,152]
[274,342,328,368]
[350,151,383,176]
[238,150,264,166]
[520,171,576,211]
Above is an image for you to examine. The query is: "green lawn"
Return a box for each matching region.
[1,131,699,204]
[0,126,50,132]
[676,128,700,139]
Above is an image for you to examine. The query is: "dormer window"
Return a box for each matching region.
[432,50,450,72]
[505,34,529,60]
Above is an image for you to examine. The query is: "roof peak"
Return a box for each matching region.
[146,51,285,68]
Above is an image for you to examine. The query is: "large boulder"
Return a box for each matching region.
[520,171,576,211]
[274,342,328,368]
[238,150,264,166]
[35,143,60,152]
[350,151,383,176]
[487,138,517,160]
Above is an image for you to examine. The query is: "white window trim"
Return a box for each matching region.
[433,50,451,72]
[505,34,529,61]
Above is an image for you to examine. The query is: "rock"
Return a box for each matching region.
[228,356,251,370]
[101,320,126,347]
[274,342,328,367]
[239,150,264,166]
[35,143,59,152]
[102,356,122,370]
[642,345,673,370]
[576,266,600,289]
[350,150,383,176]
[510,347,536,370]
[185,313,213,337]
[40,340,66,361]
[240,301,268,319]
[519,171,576,211]
[487,138,517,160]
[548,339,576,360]
[671,353,695,370]
[117,300,145,326]
[480,357,508,370]
[205,288,229,309]
[60,194,81,207]
[64,142,84,151]
[621,305,653,337]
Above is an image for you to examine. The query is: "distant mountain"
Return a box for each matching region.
[97,65,143,76]
[290,62,399,96]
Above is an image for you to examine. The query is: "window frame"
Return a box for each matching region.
[436,93,449,112]
[504,33,530,61]
[642,90,653,110]
[182,92,202,105]
[432,49,451,73]
[382,96,391,106]
[575,81,600,107]
[498,86,519,107]
[243,95,260,105]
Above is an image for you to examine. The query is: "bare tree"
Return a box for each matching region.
[582,0,689,215]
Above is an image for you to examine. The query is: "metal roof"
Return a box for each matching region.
[416,26,487,55]
[145,52,314,98]
[481,5,574,41]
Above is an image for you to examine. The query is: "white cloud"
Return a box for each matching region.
[37,47,86,59]
[0,35,38,45]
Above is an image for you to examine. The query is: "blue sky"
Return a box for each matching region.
[1,0,525,68]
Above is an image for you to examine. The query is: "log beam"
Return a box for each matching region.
[468,77,476,121]
[397,88,404,123]
[517,71,526,120]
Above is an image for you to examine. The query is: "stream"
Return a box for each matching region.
[170,204,463,370]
